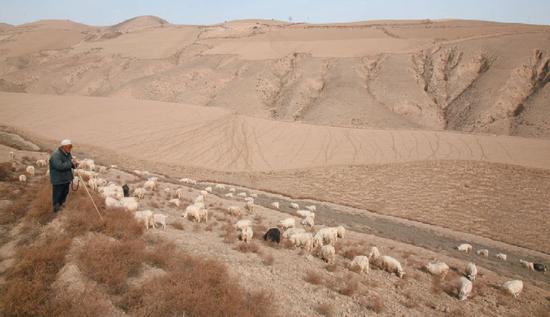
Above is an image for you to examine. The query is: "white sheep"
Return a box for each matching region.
[456,243,473,253]
[36,159,47,167]
[26,165,35,176]
[105,197,122,209]
[502,280,523,298]
[229,187,236,192]
[379,255,405,278]
[224,193,234,198]
[244,197,254,203]
[182,204,208,223]
[319,245,336,264]
[133,187,146,199]
[301,215,314,228]
[278,217,296,230]
[282,227,305,239]
[425,262,450,279]
[143,180,157,191]
[9,151,15,160]
[336,226,345,238]
[79,159,96,171]
[466,262,477,281]
[496,253,507,261]
[179,178,197,185]
[88,178,98,191]
[476,249,489,257]
[250,193,258,198]
[305,205,317,212]
[237,192,247,197]
[110,165,118,169]
[200,190,208,196]
[72,177,80,187]
[458,277,473,300]
[98,166,107,173]
[164,187,171,194]
[296,209,314,218]
[314,227,338,246]
[289,232,313,251]
[235,219,252,231]
[290,202,300,209]
[153,213,167,230]
[168,198,181,207]
[239,226,253,243]
[99,184,123,200]
[215,184,225,190]
[519,259,535,271]
[19,174,27,182]
[227,206,241,217]
[368,246,380,260]
[120,197,139,212]
[135,210,153,230]
[350,256,370,274]
[175,188,185,199]
[245,201,255,213]
[270,201,280,209]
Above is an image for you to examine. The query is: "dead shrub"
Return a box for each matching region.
[234,241,261,254]
[325,264,339,272]
[171,221,185,230]
[341,246,364,260]
[205,223,215,231]
[220,224,237,244]
[339,275,359,296]
[402,290,418,308]
[252,224,268,240]
[304,270,324,285]
[364,294,385,314]
[193,223,202,232]
[51,285,114,317]
[315,303,335,317]
[262,253,275,266]
[0,162,11,180]
[144,240,177,269]
[25,181,55,224]
[77,238,145,294]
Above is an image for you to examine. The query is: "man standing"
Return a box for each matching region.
[49,139,78,212]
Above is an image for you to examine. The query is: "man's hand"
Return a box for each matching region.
[71,159,78,168]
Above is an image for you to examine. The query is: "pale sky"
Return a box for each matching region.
[1,0,549,26]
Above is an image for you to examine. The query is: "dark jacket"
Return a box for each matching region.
[49,147,75,185]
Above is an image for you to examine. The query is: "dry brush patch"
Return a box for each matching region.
[315,302,335,317]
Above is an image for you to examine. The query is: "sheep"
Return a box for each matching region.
[476,249,489,257]
[314,227,338,246]
[164,187,171,195]
[168,199,181,207]
[305,205,317,212]
[458,277,473,300]
[466,262,477,281]
[245,201,255,213]
[496,253,507,261]
[250,193,258,198]
[289,232,313,251]
[95,178,108,187]
[143,180,157,191]
[227,206,241,217]
[214,184,225,190]
[270,201,280,209]
[336,226,345,238]
[19,174,27,182]
[534,263,547,272]
[120,197,139,212]
[239,226,253,243]
[456,243,473,253]
[350,256,370,274]
[224,193,234,198]
[502,280,523,298]
[133,187,146,199]
[237,192,247,197]
[301,215,314,228]
[183,204,208,223]
[519,260,535,271]
[179,178,197,185]
[87,178,98,191]
[36,159,47,167]
[105,197,122,209]
[424,261,450,279]
[152,213,167,230]
[263,228,281,243]
[282,227,305,239]
[175,188,185,199]
[99,184,124,200]
[110,165,118,169]
[200,190,208,197]
[26,165,35,176]
[290,202,300,209]
[73,177,80,187]
[135,210,154,230]
[278,217,296,230]
[194,195,205,203]
[296,209,314,218]
[205,186,212,193]
[319,245,336,264]
[368,246,380,260]
[97,166,107,173]
[379,255,405,278]
[244,197,254,203]
[229,187,236,192]
[9,151,15,160]
[234,219,252,231]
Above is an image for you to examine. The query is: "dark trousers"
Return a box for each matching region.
[52,183,70,212]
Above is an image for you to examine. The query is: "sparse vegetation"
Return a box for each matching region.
[303,270,324,285]
[315,303,335,317]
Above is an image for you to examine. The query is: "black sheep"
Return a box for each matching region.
[534,263,547,272]
[122,184,130,197]
[263,227,281,243]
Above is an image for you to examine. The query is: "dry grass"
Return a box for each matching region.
[315,303,335,317]
[361,294,385,314]
[220,223,237,244]
[325,264,339,272]
[338,275,360,296]
[340,246,365,260]
[262,253,275,266]
[234,241,262,254]
[171,221,185,230]
[303,270,324,285]
[0,161,12,181]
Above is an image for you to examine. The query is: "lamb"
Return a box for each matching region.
[368,246,380,260]
[237,192,247,197]
[296,209,315,218]
[36,159,47,167]
[350,256,370,274]
[175,188,185,199]
[458,277,473,300]
[263,228,281,243]
[234,219,252,231]
[305,205,317,212]
[19,174,27,182]
[152,213,167,230]
[120,197,139,212]
[476,249,489,257]
[290,202,300,209]
[26,165,35,176]
[301,215,314,228]
[270,201,280,209]
[313,228,338,246]
[168,198,181,207]
[278,217,296,230]
[205,186,212,193]
[9,151,15,160]
[496,253,507,261]
[239,226,253,243]
[466,262,477,281]
[227,206,241,217]
[502,280,523,298]
[319,245,336,264]
[289,232,313,251]
[135,210,153,230]
[424,261,450,279]
[134,187,146,199]
[224,193,234,198]
[143,180,157,191]
[456,243,473,253]
[282,227,305,239]
[519,260,535,271]
[379,255,405,278]
[245,201,255,213]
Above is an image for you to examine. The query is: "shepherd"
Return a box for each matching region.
[49,139,78,212]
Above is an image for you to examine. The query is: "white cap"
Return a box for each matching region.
[60,139,72,146]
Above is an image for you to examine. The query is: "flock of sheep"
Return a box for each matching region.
[12,151,548,303]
